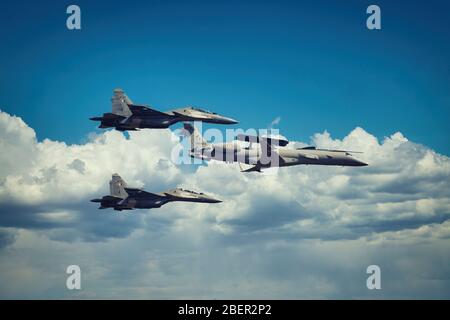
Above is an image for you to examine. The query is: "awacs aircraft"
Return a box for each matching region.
[90,88,238,131]
[91,174,222,211]
[183,123,368,172]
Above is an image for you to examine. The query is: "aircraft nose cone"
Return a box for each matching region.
[218,116,238,125]
[354,159,368,166]
[225,118,239,125]
[205,197,222,203]
[90,117,102,121]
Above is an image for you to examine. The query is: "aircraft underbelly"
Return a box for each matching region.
[135,198,166,208]
[140,116,178,128]
[293,156,350,166]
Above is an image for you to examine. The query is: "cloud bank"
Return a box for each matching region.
[0,110,449,299]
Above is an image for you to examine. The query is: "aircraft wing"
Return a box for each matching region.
[236,134,288,165]
[236,134,289,147]
[239,163,262,173]
[327,149,363,154]
[124,187,163,199]
[297,146,363,154]
[128,104,168,117]
[299,154,319,160]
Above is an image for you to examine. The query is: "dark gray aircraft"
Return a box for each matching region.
[183,123,368,172]
[90,88,238,131]
[91,174,222,211]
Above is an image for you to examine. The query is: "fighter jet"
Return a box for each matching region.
[183,123,368,172]
[91,174,222,211]
[90,88,238,131]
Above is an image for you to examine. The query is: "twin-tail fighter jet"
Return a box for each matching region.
[90,89,238,131]
[183,123,368,172]
[91,174,222,211]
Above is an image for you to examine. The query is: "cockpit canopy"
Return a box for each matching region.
[188,106,217,115]
[177,188,205,195]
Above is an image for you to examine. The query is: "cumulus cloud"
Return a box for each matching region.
[0,110,449,299]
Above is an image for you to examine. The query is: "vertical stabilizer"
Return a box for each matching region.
[111,88,132,117]
[183,123,208,149]
[109,173,128,199]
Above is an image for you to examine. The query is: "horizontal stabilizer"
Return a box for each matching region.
[91,195,123,208]
[103,112,126,119]
[90,113,126,122]
[90,195,123,203]
[101,195,124,201]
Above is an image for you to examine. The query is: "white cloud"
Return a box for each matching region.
[0,111,38,177]
[0,110,450,298]
[0,116,180,205]
[268,116,281,128]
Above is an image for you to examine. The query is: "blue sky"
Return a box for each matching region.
[0,0,449,153]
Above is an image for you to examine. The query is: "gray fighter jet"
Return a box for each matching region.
[91,174,222,211]
[90,89,238,131]
[183,123,368,172]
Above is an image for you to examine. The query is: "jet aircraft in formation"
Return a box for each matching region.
[91,174,221,211]
[90,88,238,131]
[89,89,367,210]
[182,123,368,172]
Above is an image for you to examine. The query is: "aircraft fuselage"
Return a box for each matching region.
[191,144,368,168]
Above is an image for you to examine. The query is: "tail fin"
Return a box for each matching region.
[109,174,128,199]
[183,123,208,149]
[111,88,132,117]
